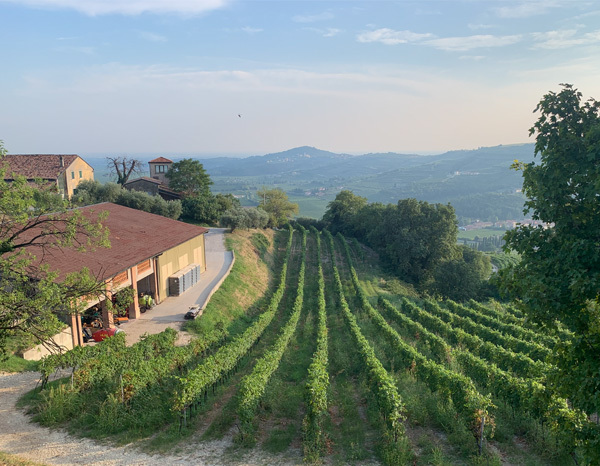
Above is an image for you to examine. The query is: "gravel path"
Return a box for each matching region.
[0,371,303,465]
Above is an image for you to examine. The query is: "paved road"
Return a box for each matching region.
[120,228,233,345]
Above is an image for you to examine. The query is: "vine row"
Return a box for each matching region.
[237,227,307,439]
[172,226,294,415]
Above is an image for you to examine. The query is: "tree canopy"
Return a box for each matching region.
[257,188,299,228]
[500,84,600,428]
[165,158,212,198]
[72,180,182,220]
[322,190,491,299]
[1,141,110,357]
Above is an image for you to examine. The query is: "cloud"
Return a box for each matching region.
[531,29,600,49]
[357,28,434,45]
[0,0,229,16]
[459,55,486,61]
[241,26,263,34]
[304,27,341,38]
[493,1,560,19]
[292,11,334,23]
[138,31,167,42]
[424,34,522,51]
[468,23,494,30]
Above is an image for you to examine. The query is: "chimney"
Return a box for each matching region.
[59,155,64,167]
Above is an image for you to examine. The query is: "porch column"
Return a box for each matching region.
[129,266,140,319]
[101,284,114,329]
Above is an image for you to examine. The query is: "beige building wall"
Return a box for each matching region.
[64,157,95,198]
[157,234,206,299]
[22,327,74,361]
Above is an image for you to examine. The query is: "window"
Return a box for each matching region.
[156,165,167,173]
[79,170,82,178]
[71,171,75,179]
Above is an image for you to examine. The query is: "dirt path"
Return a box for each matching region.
[0,371,303,465]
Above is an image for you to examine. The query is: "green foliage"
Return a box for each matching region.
[219,206,269,231]
[323,193,460,289]
[431,245,492,301]
[0,143,111,358]
[500,86,600,451]
[257,187,299,227]
[238,228,306,440]
[302,230,330,462]
[181,193,239,225]
[324,230,411,460]
[72,180,182,219]
[322,190,367,235]
[165,158,212,198]
[249,232,270,257]
[172,227,294,413]
[337,232,494,450]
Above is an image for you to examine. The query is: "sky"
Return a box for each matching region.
[1,0,600,156]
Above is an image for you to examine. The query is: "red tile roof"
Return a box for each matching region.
[123,176,162,186]
[2,155,81,180]
[149,157,173,163]
[25,203,208,282]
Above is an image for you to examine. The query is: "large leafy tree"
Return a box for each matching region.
[257,188,299,227]
[165,158,212,198]
[367,198,458,284]
[501,85,600,426]
[322,189,367,235]
[1,141,110,357]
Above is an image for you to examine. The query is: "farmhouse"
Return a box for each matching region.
[123,157,181,201]
[1,154,94,199]
[23,202,208,356]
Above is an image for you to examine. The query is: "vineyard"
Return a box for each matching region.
[26,228,599,465]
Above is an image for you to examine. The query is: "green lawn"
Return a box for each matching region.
[457,228,508,240]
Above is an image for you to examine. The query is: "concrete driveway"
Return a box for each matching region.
[119,228,233,345]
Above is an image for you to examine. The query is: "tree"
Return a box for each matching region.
[165,158,212,197]
[72,180,182,220]
[1,141,110,357]
[367,199,458,284]
[106,156,144,185]
[182,193,240,225]
[322,190,367,235]
[220,207,268,231]
[257,188,299,227]
[432,245,491,301]
[500,85,600,449]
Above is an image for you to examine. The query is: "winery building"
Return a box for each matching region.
[23,202,208,356]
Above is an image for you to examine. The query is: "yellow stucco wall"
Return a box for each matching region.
[64,157,94,198]
[157,233,206,299]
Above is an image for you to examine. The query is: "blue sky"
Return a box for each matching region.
[1,0,599,156]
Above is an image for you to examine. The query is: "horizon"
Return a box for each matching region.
[70,141,534,161]
[2,1,599,154]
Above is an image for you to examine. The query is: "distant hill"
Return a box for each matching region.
[81,144,537,222]
[198,144,535,222]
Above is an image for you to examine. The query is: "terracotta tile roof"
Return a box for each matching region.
[123,176,163,186]
[25,203,208,282]
[2,155,80,180]
[149,157,173,163]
